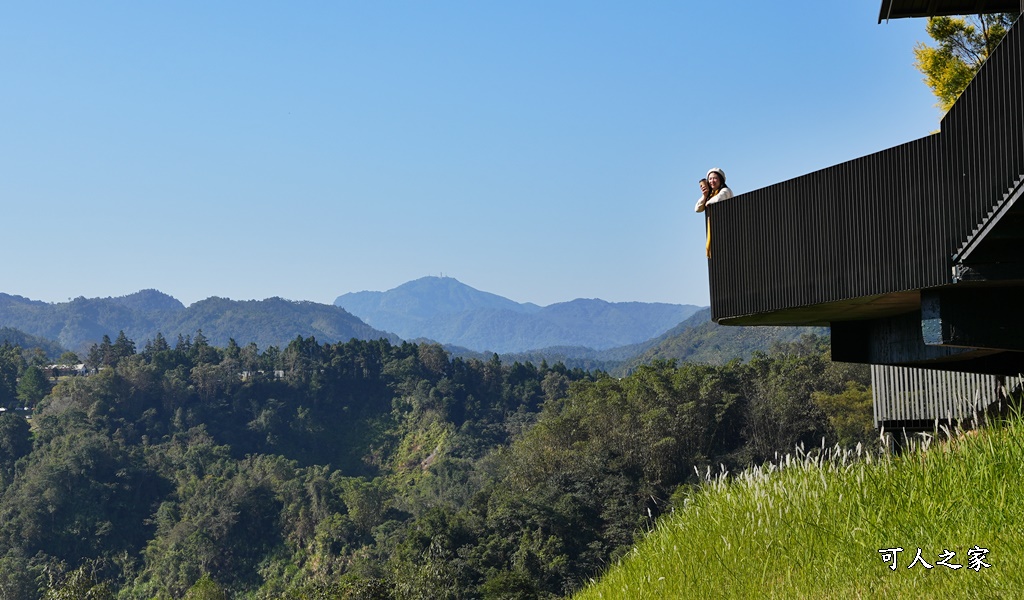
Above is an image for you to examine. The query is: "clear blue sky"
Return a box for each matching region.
[2,1,941,308]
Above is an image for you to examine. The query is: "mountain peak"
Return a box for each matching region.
[336,276,539,328]
[335,277,701,353]
[109,289,186,313]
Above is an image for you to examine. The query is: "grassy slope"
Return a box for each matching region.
[574,420,1024,599]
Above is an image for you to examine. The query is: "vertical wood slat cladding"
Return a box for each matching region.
[709,21,1023,322]
[871,365,1022,429]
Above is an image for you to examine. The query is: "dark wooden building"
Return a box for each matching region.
[879,0,1022,21]
[707,2,1024,380]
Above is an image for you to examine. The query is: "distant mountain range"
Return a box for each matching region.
[0,290,397,353]
[489,308,827,376]
[335,276,702,354]
[0,281,824,368]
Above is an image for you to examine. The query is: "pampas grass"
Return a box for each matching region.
[574,417,1024,599]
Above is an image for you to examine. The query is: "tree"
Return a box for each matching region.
[191,329,220,364]
[42,562,115,600]
[57,351,81,367]
[914,13,1016,111]
[26,348,49,369]
[16,365,50,406]
[150,332,171,353]
[112,331,136,363]
[812,381,875,448]
[183,574,228,600]
[0,343,25,407]
[225,338,241,360]
[0,412,32,486]
[86,335,114,370]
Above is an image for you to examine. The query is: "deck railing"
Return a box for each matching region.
[709,18,1023,323]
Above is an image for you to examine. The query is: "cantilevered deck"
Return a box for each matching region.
[706,13,1024,375]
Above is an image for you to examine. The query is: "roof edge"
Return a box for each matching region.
[879,0,1023,23]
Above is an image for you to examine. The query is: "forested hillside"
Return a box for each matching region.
[0,327,64,360]
[622,308,829,370]
[0,291,396,353]
[0,333,872,598]
[495,309,828,377]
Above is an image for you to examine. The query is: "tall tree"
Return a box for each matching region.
[16,366,50,406]
[191,330,219,365]
[914,13,1017,111]
[0,412,32,486]
[86,335,115,370]
[112,331,136,363]
[0,343,25,407]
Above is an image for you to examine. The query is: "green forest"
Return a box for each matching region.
[0,331,873,599]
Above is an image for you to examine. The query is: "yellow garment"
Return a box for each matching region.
[705,216,711,258]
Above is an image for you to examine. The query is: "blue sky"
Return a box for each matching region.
[2,1,941,308]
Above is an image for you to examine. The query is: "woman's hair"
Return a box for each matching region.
[707,168,727,188]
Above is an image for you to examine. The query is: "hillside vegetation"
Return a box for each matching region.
[0,286,819,376]
[0,291,396,353]
[444,308,825,377]
[0,327,64,359]
[0,333,873,598]
[622,308,829,371]
[575,417,1024,599]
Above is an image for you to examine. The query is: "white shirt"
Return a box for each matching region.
[694,186,733,212]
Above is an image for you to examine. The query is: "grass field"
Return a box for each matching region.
[574,418,1024,599]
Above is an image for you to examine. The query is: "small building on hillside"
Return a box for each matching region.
[46,363,89,378]
[704,1,1024,432]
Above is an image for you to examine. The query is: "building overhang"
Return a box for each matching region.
[706,13,1024,375]
[715,291,921,328]
[717,175,1024,333]
[879,0,1022,23]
